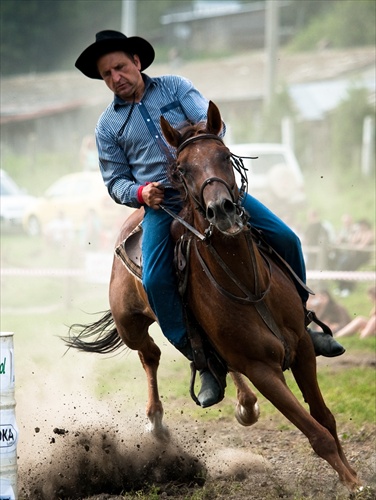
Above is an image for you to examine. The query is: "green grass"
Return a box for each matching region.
[90,321,375,430]
[93,352,375,431]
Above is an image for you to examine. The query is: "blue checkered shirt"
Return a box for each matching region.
[96,73,224,208]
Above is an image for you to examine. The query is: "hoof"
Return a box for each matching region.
[146,410,170,441]
[145,421,170,441]
[235,401,260,426]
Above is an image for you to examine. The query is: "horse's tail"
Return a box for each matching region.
[64,310,124,354]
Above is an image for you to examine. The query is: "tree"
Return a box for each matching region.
[288,0,376,51]
[0,0,122,76]
[330,87,375,174]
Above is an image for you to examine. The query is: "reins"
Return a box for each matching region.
[193,232,272,305]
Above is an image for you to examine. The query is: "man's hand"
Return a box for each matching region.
[141,182,165,209]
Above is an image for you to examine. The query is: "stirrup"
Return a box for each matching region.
[305,308,333,336]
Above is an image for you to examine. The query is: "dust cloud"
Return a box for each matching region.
[16,347,206,500]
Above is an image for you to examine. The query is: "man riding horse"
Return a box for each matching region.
[75,30,344,408]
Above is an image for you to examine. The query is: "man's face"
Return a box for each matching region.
[97,51,144,101]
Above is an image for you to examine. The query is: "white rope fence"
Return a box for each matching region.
[306,270,375,281]
[1,267,375,281]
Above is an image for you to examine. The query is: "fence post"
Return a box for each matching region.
[0,332,18,500]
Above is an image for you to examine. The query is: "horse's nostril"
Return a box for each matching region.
[223,199,235,214]
[207,207,215,220]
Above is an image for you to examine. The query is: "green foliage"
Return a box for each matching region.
[329,86,375,173]
[253,85,298,143]
[0,0,122,76]
[304,167,375,229]
[1,0,375,77]
[288,0,376,51]
[137,0,191,39]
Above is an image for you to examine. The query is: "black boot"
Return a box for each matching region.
[307,328,346,357]
[304,308,345,357]
[176,342,222,408]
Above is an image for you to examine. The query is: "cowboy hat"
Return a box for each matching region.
[75,30,155,79]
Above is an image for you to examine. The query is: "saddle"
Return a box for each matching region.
[115,224,143,281]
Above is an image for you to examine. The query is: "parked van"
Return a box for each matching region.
[228,143,306,219]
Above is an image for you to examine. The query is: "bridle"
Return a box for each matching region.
[175,133,249,219]
[161,133,250,240]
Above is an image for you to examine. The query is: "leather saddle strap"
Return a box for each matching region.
[254,300,290,371]
[194,239,272,305]
[184,310,208,372]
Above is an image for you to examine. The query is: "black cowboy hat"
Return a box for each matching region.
[75,30,155,79]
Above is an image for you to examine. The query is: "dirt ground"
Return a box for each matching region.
[16,350,375,500]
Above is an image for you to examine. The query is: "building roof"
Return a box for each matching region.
[1,46,375,124]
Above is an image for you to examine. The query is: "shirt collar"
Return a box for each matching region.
[113,74,156,110]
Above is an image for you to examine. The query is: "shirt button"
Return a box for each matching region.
[155,135,159,138]
[147,119,150,122]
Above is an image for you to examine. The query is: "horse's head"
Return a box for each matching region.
[161,101,246,236]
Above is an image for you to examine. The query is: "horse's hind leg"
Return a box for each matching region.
[291,334,357,477]
[247,358,360,492]
[230,372,260,426]
[110,264,169,441]
[137,336,170,441]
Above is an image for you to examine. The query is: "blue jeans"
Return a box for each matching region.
[142,191,308,347]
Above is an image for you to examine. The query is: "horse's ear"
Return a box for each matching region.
[160,115,181,148]
[206,101,222,136]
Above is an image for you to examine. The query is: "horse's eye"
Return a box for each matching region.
[177,165,186,176]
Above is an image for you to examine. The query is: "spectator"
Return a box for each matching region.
[303,208,333,270]
[328,213,354,269]
[335,285,376,338]
[44,211,74,251]
[307,289,351,334]
[336,213,356,245]
[80,135,99,171]
[334,219,374,295]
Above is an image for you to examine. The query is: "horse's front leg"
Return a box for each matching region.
[230,371,260,426]
[138,337,170,441]
[247,357,360,492]
[291,333,358,479]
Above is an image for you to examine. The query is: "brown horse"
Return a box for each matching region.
[67,101,360,492]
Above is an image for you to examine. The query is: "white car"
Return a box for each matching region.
[23,171,131,239]
[228,143,306,218]
[0,169,36,232]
